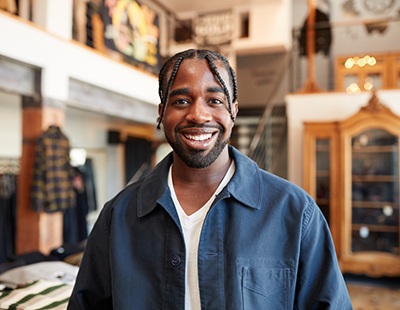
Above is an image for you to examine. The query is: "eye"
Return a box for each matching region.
[172,98,190,106]
[208,98,224,105]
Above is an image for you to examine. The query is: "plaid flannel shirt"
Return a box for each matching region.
[31,126,76,212]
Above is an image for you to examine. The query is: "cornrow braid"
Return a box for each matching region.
[157,49,238,129]
[157,55,185,129]
[204,54,234,122]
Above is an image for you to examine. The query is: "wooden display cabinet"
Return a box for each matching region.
[303,93,400,276]
[336,53,388,93]
[336,51,400,93]
[389,53,400,89]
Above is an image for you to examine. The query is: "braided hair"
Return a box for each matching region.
[157,49,238,129]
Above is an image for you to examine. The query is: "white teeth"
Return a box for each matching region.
[186,133,212,141]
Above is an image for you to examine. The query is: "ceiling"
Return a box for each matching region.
[160,0,271,15]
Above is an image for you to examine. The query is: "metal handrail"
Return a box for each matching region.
[248,54,290,171]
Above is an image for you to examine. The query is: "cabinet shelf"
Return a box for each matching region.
[352,201,397,208]
[352,224,398,233]
[317,198,329,206]
[352,146,397,153]
[352,175,397,182]
[316,146,330,152]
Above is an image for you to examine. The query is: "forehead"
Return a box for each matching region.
[169,58,231,88]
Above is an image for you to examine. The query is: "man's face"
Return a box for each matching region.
[159,58,238,168]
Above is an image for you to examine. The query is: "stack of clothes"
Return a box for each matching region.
[0,244,84,310]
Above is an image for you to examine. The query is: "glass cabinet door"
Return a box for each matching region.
[316,139,331,223]
[351,128,399,256]
[303,122,338,245]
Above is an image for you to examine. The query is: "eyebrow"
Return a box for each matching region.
[206,86,225,94]
[168,88,189,98]
[168,86,226,98]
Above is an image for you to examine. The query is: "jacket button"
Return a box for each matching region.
[171,256,181,267]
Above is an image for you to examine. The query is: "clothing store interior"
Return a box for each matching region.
[1,0,400,308]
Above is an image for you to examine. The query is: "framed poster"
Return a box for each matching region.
[103,0,161,74]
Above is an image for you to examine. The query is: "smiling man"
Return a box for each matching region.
[68,49,352,309]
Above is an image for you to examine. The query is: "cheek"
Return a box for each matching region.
[218,112,235,127]
[161,113,178,132]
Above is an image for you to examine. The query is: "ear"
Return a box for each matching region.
[158,103,163,117]
[232,101,239,121]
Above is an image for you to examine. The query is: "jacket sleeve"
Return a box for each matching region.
[67,203,113,310]
[295,198,353,310]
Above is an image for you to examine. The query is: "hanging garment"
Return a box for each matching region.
[78,158,97,213]
[31,126,76,213]
[0,173,17,264]
[298,8,332,57]
[63,167,89,244]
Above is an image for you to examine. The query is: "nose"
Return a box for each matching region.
[186,100,212,124]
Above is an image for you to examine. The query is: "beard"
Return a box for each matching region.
[165,127,230,168]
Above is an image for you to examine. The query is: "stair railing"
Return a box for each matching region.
[248,53,290,172]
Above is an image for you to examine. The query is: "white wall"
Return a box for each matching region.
[286,89,400,187]
[0,92,21,158]
[64,107,146,207]
[233,0,292,54]
[237,52,289,106]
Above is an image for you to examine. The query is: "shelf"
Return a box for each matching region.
[352,224,399,233]
[352,146,397,153]
[352,175,397,182]
[352,201,397,208]
[316,198,329,205]
[316,146,330,152]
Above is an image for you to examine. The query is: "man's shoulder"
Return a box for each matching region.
[231,146,307,196]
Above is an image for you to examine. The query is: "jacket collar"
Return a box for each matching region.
[226,146,263,210]
[137,146,263,218]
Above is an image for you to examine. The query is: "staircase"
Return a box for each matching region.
[231,105,287,178]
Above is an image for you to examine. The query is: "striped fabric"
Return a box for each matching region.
[0,280,72,310]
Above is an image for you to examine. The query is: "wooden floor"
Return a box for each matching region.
[345,275,400,309]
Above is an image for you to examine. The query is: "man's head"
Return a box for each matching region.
[157,49,238,129]
[157,49,239,168]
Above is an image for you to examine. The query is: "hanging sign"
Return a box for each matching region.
[193,10,234,46]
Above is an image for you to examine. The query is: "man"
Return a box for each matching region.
[68,49,352,309]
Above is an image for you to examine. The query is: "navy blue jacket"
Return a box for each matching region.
[68,146,352,309]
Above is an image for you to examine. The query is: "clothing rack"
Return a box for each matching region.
[0,157,20,175]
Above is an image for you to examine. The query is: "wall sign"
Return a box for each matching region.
[193,11,234,46]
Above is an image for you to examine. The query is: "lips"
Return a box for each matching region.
[184,133,213,141]
[180,128,218,149]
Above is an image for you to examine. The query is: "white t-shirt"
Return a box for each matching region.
[168,161,235,310]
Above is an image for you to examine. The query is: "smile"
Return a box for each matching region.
[179,128,219,150]
[184,133,213,141]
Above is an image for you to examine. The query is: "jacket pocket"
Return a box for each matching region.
[242,267,291,310]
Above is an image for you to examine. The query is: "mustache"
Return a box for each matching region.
[176,123,224,131]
